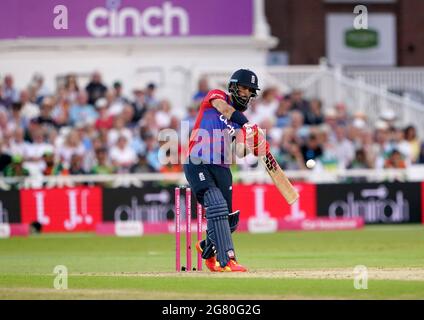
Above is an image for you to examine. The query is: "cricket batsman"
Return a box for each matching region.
[184,69,269,272]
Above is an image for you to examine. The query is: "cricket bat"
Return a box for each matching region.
[260,150,299,205]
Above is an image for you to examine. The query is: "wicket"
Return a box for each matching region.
[175,186,203,272]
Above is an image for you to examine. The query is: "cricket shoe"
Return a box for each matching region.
[220,259,248,272]
[195,240,219,272]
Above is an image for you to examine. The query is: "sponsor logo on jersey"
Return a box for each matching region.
[219,115,236,136]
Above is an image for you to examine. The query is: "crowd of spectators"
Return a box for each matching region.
[0,72,169,177]
[1,71,424,179]
[240,87,424,172]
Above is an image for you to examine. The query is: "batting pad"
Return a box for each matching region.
[204,187,234,267]
[201,210,240,259]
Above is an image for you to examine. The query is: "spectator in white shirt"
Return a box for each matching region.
[107,116,133,147]
[20,89,40,122]
[24,129,54,175]
[108,83,130,117]
[56,129,85,168]
[7,127,29,158]
[250,87,280,125]
[155,99,172,129]
[109,135,137,172]
[331,126,356,169]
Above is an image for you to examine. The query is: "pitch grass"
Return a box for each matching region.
[0,225,424,299]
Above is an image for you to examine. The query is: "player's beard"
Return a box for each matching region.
[230,94,249,112]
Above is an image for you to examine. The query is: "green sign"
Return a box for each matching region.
[345,29,378,48]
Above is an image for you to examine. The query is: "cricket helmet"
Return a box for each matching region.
[228,69,260,112]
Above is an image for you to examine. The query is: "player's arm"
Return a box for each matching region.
[210,98,252,129]
[210,98,237,120]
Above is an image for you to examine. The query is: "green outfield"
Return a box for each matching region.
[0,225,424,299]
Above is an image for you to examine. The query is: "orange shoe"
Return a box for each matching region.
[196,240,219,272]
[220,259,248,272]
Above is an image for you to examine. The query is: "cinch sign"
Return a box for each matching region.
[86,2,189,37]
[0,0,253,39]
